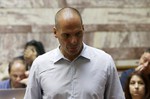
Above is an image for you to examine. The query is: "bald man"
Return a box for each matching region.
[24,7,125,99]
[0,57,27,89]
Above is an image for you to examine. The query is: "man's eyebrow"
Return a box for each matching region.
[61,32,70,34]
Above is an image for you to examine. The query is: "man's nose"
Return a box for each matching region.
[71,36,77,44]
[16,76,21,81]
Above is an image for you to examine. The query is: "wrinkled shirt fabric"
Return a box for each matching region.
[24,43,125,99]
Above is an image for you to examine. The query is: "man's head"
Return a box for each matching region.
[138,48,150,74]
[53,7,84,61]
[8,57,27,88]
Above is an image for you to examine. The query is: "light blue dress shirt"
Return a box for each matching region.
[24,43,125,99]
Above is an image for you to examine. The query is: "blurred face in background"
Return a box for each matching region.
[9,60,26,88]
[139,52,150,74]
[129,75,145,99]
[24,45,37,66]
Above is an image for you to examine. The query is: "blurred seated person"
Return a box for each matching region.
[124,71,150,99]
[120,48,150,89]
[23,40,45,70]
[20,40,45,85]
[0,57,27,89]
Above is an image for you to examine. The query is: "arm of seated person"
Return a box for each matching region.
[135,65,150,75]
[20,71,29,85]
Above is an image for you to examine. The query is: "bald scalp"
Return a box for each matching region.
[8,57,27,73]
[55,7,83,29]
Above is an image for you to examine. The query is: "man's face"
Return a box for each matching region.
[129,75,145,99]
[139,52,150,74]
[9,61,26,88]
[54,15,84,61]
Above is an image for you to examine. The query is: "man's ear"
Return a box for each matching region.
[53,27,57,38]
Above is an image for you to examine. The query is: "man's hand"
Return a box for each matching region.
[135,64,150,75]
[20,71,29,85]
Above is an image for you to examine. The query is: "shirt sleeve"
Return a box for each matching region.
[24,61,42,99]
[0,79,11,89]
[120,68,134,90]
[120,70,128,89]
[104,56,125,99]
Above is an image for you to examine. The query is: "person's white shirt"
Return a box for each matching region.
[24,43,125,99]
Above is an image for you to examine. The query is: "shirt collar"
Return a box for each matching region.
[53,46,64,63]
[79,43,91,60]
[53,43,91,63]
